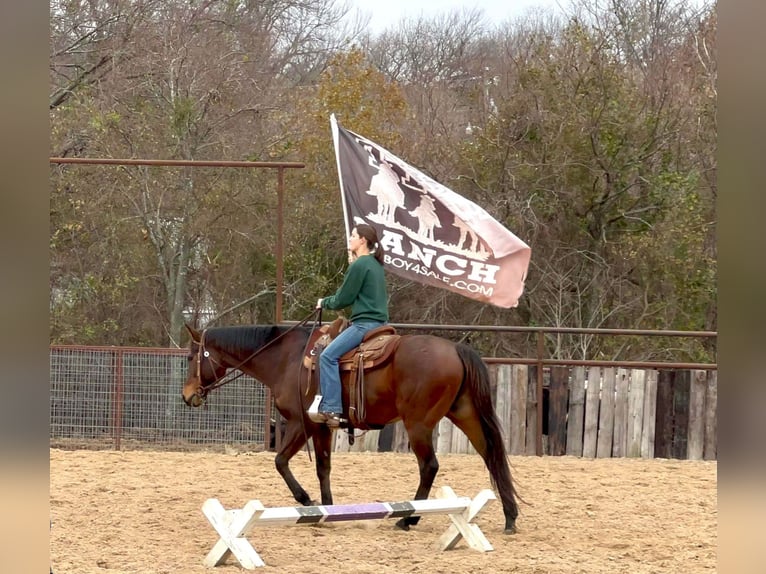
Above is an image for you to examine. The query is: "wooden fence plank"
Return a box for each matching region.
[672,370,690,459]
[451,423,466,454]
[489,359,498,406]
[335,428,381,453]
[334,429,351,452]
[436,418,453,454]
[627,370,646,457]
[703,371,718,460]
[687,370,707,460]
[495,365,512,453]
[582,366,601,458]
[362,430,381,452]
[566,366,586,456]
[654,370,674,458]
[525,365,538,456]
[596,367,615,458]
[641,370,658,458]
[392,420,410,453]
[510,365,528,455]
[377,424,393,451]
[548,366,569,456]
[451,425,475,454]
[612,368,630,457]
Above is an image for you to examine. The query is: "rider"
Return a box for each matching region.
[311,223,389,427]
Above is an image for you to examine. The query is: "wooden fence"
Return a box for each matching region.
[50,344,717,460]
[333,365,717,460]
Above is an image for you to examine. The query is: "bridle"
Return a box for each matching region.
[192,308,322,400]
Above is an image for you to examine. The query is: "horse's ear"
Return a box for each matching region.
[185,323,201,343]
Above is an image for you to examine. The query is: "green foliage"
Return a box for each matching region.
[270,48,410,319]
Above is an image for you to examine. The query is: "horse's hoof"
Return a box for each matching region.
[394,518,410,531]
[504,525,518,535]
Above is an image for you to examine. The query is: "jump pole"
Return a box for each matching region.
[202,485,496,569]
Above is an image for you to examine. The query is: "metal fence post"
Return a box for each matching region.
[536,331,544,456]
[113,349,124,451]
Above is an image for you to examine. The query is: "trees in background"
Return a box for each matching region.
[51,0,363,345]
[50,0,716,361]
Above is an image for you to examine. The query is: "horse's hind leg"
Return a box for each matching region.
[447,395,519,534]
[274,419,316,506]
[395,423,438,531]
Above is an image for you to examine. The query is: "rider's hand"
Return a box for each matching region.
[316,298,323,309]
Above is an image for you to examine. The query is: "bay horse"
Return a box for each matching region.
[181,317,520,534]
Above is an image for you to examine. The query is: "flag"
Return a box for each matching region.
[330,115,531,308]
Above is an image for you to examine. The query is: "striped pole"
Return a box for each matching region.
[202,485,496,569]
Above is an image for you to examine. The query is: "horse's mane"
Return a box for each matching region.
[205,325,309,356]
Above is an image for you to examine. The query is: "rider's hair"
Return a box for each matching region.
[354,223,384,265]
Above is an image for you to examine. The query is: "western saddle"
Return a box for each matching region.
[303,317,400,429]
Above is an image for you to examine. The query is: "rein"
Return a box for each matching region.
[196,309,322,397]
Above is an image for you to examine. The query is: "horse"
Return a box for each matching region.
[181,317,520,534]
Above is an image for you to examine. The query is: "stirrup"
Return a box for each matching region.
[307,395,324,423]
[322,412,342,428]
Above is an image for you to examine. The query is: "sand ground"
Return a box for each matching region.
[50,448,716,573]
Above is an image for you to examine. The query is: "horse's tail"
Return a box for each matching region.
[455,343,521,520]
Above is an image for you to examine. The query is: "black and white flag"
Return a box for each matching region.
[331,115,531,308]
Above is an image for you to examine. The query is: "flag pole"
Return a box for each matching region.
[330,114,351,241]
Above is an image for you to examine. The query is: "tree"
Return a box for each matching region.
[50,0,162,112]
[50,0,717,360]
[272,48,409,319]
[451,0,716,359]
[50,0,360,345]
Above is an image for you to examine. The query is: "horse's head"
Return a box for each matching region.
[182,324,229,408]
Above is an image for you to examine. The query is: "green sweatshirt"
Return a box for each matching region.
[321,254,389,323]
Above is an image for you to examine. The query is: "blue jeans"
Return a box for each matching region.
[318,320,385,413]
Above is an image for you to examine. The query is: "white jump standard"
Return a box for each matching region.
[202,485,497,569]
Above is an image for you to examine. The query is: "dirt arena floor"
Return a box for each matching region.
[50,447,717,573]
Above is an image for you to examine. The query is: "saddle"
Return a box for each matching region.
[303,317,400,429]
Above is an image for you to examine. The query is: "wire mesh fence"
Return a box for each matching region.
[50,346,270,451]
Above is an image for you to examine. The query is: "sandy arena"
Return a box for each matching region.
[50,448,716,573]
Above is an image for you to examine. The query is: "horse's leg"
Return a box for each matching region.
[274,419,316,506]
[310,425,335,505]
[395,423,438,531]
[447,393,519,534]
